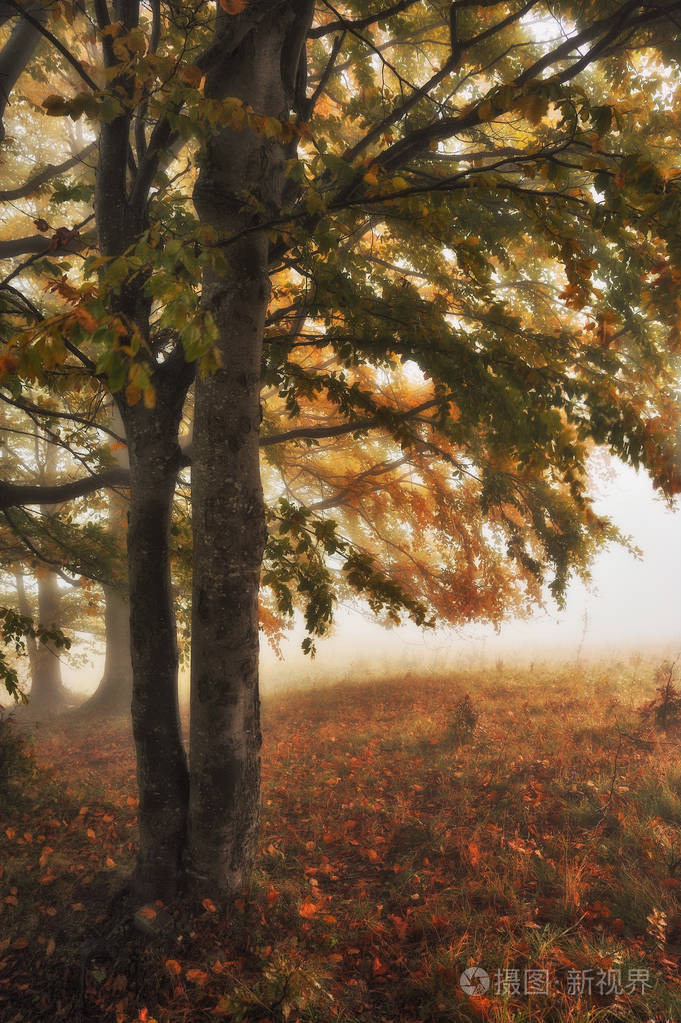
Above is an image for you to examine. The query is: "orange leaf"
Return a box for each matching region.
[185,968,208,986]
[298,898,318,919]
[468,841,481,868]
[165,959,182,976]
[46,938,56,957]
[219,0,246,12]
[265,885,280,906]
[138,904,157,921]
[372,955,387,976]
[367,848,380,863]
[202,897,216,912]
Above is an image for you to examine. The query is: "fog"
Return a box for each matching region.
[63,457,680,700]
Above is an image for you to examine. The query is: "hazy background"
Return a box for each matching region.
[65,455,681,698]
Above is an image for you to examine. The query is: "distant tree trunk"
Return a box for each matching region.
[14,569,38,689]
[187,0,313,895]
[83,585,133,713]
[30,566,70,712]
[24,440,70,714]
[81,407,133,715]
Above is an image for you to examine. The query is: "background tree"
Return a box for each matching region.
[0,0,680,900]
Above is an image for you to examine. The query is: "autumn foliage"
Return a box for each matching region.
[2,662,681,1022]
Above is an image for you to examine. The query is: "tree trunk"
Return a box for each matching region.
[94,3,192,897]
[81,407,133,715]
[0,2,47,142]
[83,585,133,713]
[187,0,313,894]
[123,408,189,900]
[14,569,38,694]
[26,440,70,714]
[30,566,69,712]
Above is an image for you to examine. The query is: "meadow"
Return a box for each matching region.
[1,658,681,1023]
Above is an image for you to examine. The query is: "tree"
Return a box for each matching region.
[1,0,680,900]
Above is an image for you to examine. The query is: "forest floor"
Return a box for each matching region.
[1,658,681,1023]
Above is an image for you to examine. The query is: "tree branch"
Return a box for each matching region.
[5,0,98,91]
[0,142,96,201]
[308,0,419,39]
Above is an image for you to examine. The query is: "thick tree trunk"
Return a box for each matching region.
[123,410,189,900]
[187,0,313,894]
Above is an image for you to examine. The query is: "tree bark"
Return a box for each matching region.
[122,404,189,900]
[24,439,70,714]
[14,568,38,691]
[30,565,69,711]
[187,0,313,895]
[0,1,47,142]
[80,407,133,715]
[82,584,133,713]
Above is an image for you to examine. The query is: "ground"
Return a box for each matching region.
[1,659,680,1022]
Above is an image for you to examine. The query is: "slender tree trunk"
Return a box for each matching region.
[187,0,313,894]
[26,440,70,713]
[81,407,133,714]
[122,405,189,900]
[30,567,69,711]
[14,569,38,689]
[83,585,133,713]
[93,0,192,897]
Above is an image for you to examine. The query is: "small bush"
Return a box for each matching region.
[639,662,681,730]
[444,693,479,746]
[0,707,34,803]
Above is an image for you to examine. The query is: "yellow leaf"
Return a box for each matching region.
[143,385,156,409]
[125,382,141,406]
[262,116,282,139]
[363,167,379,187]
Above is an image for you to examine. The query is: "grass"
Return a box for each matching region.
[0,659,680,1022]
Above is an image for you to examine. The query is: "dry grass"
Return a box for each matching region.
[1,657,680,1022]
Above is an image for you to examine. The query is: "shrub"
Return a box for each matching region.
[639,662,681,731]
[444,693,479,746]
[0,707,35,804]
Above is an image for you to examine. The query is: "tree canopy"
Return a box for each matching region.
[1,0,680,895]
